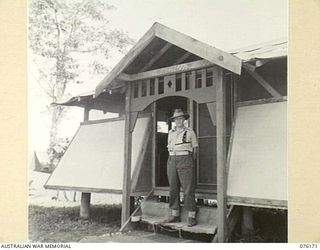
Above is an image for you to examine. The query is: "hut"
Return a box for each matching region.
[44,23,287,242]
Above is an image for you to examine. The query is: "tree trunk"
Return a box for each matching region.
[48,105,61,166]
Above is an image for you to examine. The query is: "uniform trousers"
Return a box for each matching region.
[166,154,196,214]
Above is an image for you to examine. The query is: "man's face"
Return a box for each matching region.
[174,116,185,128]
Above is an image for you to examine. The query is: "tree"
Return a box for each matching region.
[28,0,134,167]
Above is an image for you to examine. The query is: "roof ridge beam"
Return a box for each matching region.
[154,23,241,75]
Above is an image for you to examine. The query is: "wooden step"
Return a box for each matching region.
[140,200,218,235]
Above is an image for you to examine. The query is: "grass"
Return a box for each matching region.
[28,204,122,242]
[29,205,287,243]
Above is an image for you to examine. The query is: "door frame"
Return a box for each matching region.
[152,96,218,196]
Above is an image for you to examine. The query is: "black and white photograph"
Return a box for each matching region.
[27,0,288,243]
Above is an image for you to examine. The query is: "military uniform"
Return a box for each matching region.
[167,125,198,218]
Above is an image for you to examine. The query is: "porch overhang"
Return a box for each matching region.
[95,22,242,97]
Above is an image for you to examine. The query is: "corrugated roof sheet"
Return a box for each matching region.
[230,38,287,62]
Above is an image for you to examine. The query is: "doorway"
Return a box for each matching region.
[153,93,230,194]
[155,96,189,187]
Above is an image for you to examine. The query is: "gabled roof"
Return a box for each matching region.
[95,22,242,97]
[53,37,287,108]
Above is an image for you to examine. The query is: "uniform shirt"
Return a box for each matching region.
[167,126,198,153]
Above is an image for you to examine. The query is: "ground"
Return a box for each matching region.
[29,204,287,243]
[28,170,287,243]
[28,169,123,242]
[28,205,121,242]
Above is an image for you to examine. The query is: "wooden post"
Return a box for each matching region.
[121,84,133,226]
[151,102,156,189]
[189,99,194,128]
[241,207,254,235]
[130,197,135,214]
[216,68,227,242]
[80,107,91,219]
[83,107,90,122]
[80,193,91,219]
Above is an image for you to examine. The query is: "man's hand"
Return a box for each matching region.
[192,148,198,161]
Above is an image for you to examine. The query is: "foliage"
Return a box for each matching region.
[47,137,70,169]
[28,0,134,159]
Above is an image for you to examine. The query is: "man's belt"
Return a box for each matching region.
[169,151,191,156]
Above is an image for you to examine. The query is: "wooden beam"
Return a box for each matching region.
[206,102,216,126]
[118,59,214,82]
[236,96,287,107]
[245,68,282,98]
[130,111,139,133]
[172,52,191,65]
[243,62,256,72]
[80,193,91,219]
[83,107,90,121]
[189,99,194,128]
[181,72,186,90]
[151,102,156,189]
[154,23,241,74]
[117,73,131,82]
[80,106,91,219]
[140,43,172,72]
[130,120,152,192]
[241,207,254,235]
[226,108,236,175]
[153,188,217,199]
[154,78,159,94]
[201,68,206,87]
[226,205,241,242]
[95,24,156,96]
[227,195,288,209]
[216,68,227,242]
[44,185,123,194]
[95,22,242,96]
[119,190,153,233]
[121,84,133,226]
[190,71,196,90]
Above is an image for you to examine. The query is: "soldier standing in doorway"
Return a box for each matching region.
[165,108,198,227]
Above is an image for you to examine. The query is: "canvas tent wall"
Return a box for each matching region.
[30,151,53,173]
[227,99,287,208]
[45,115,152,194]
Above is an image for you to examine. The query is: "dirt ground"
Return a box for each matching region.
[28,205,121,242]
[29,204,287,243]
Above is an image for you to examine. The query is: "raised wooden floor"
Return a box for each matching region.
[140,200,219,235]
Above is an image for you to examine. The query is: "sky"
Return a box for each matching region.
[28,0,288,152]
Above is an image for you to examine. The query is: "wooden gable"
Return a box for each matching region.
[95,22,242,96]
